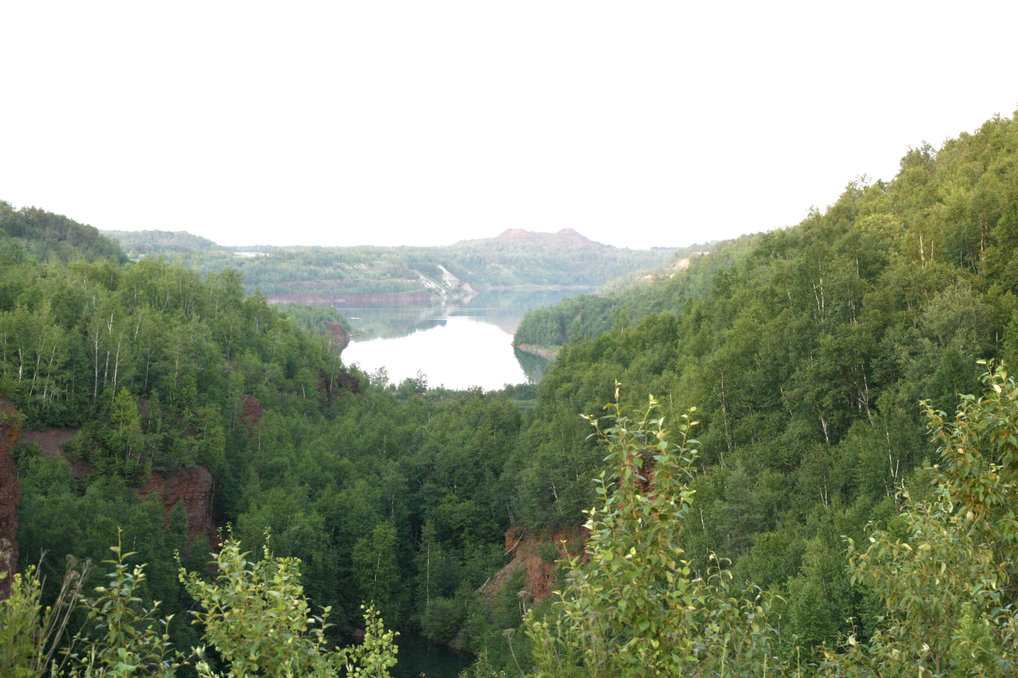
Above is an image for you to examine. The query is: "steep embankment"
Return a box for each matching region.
[497,112,1018,656]
[19,426,220,553]
[138,467,219,552]
[0,399,22,598]
[512,237,748,353]
[324,322,350,352]
[478,527,588,605]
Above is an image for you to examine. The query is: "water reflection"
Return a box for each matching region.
[513,347,553,382]
[392,632,470,678]
[346,288,594,341]
[344,316,526,390]
[344,305,448,341]
[341,288,591,388]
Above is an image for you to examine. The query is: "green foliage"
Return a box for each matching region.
[1,533,399,677]
[353,522,401,623]
[0,202,126,263]
[102,230,219,260]
[821,364,1018,676]
[503,112,1018,664]
[69,533,185,677]
[513,238,737,349]
[526,390,789,677]
[0,254,346,431]
[0,534,186,677]
[334,606,400,678]
[536,542,558,565]
[281,303,353,341]
[458,649,510,678]
[0,558,89,678]
[181,531,398,677]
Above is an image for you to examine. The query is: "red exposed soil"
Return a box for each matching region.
[324,321,350,353]
[496,228,594,247]
[497,228,534,240]
[0,399,23,598]
[70,460,95,481]
[16,423,220,556]
[138,465,220,553]
[478,526,589,605]
[19,428,92,480]
[333,370,360,394]
[239,394,264,432]
[20,427,77,459]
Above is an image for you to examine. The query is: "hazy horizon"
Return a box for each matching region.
[98,224,700,251]
[3,2,1016,250]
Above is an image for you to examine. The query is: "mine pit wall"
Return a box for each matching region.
[0,398,23,599]
[0,411,222,601]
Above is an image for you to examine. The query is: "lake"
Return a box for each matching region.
[392,632,471,678]
[340,288,588,390]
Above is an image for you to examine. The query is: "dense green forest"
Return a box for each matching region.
[0,205,531,674]
[513,235,748,349]
[503,111,1018,671]
[2,202,126,264]
[3,110,1018,676]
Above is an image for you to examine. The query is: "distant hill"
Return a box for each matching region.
[104,229,220,259]
[1,202,126,263]
[103,228,681,307]
[494,228,594,247]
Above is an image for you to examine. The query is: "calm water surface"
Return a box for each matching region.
[392,632,470,678]
[343,315,525,390]
[341,289,588,389]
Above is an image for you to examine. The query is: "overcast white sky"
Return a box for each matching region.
[2,2,1016,249]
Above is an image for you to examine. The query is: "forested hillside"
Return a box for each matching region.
[0,206,532,674]
[499,111,1018,668]
[3,110,1018,676]
[513,235,750,348]
[2,202,126,263]
[105,227,678,307]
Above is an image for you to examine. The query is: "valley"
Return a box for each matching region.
[2,111,1018,676]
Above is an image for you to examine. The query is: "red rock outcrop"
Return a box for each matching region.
[497,228,534,240]
[333,370,360,394]
[19,427,77,458]
[17,428,93,481]
[324,321,350,353]
[138,465,219,553]
[496,228,594,247]
[5,417,219,576]
[478,526,589,605]
[0,398,23,598]
[239,394,264,432]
